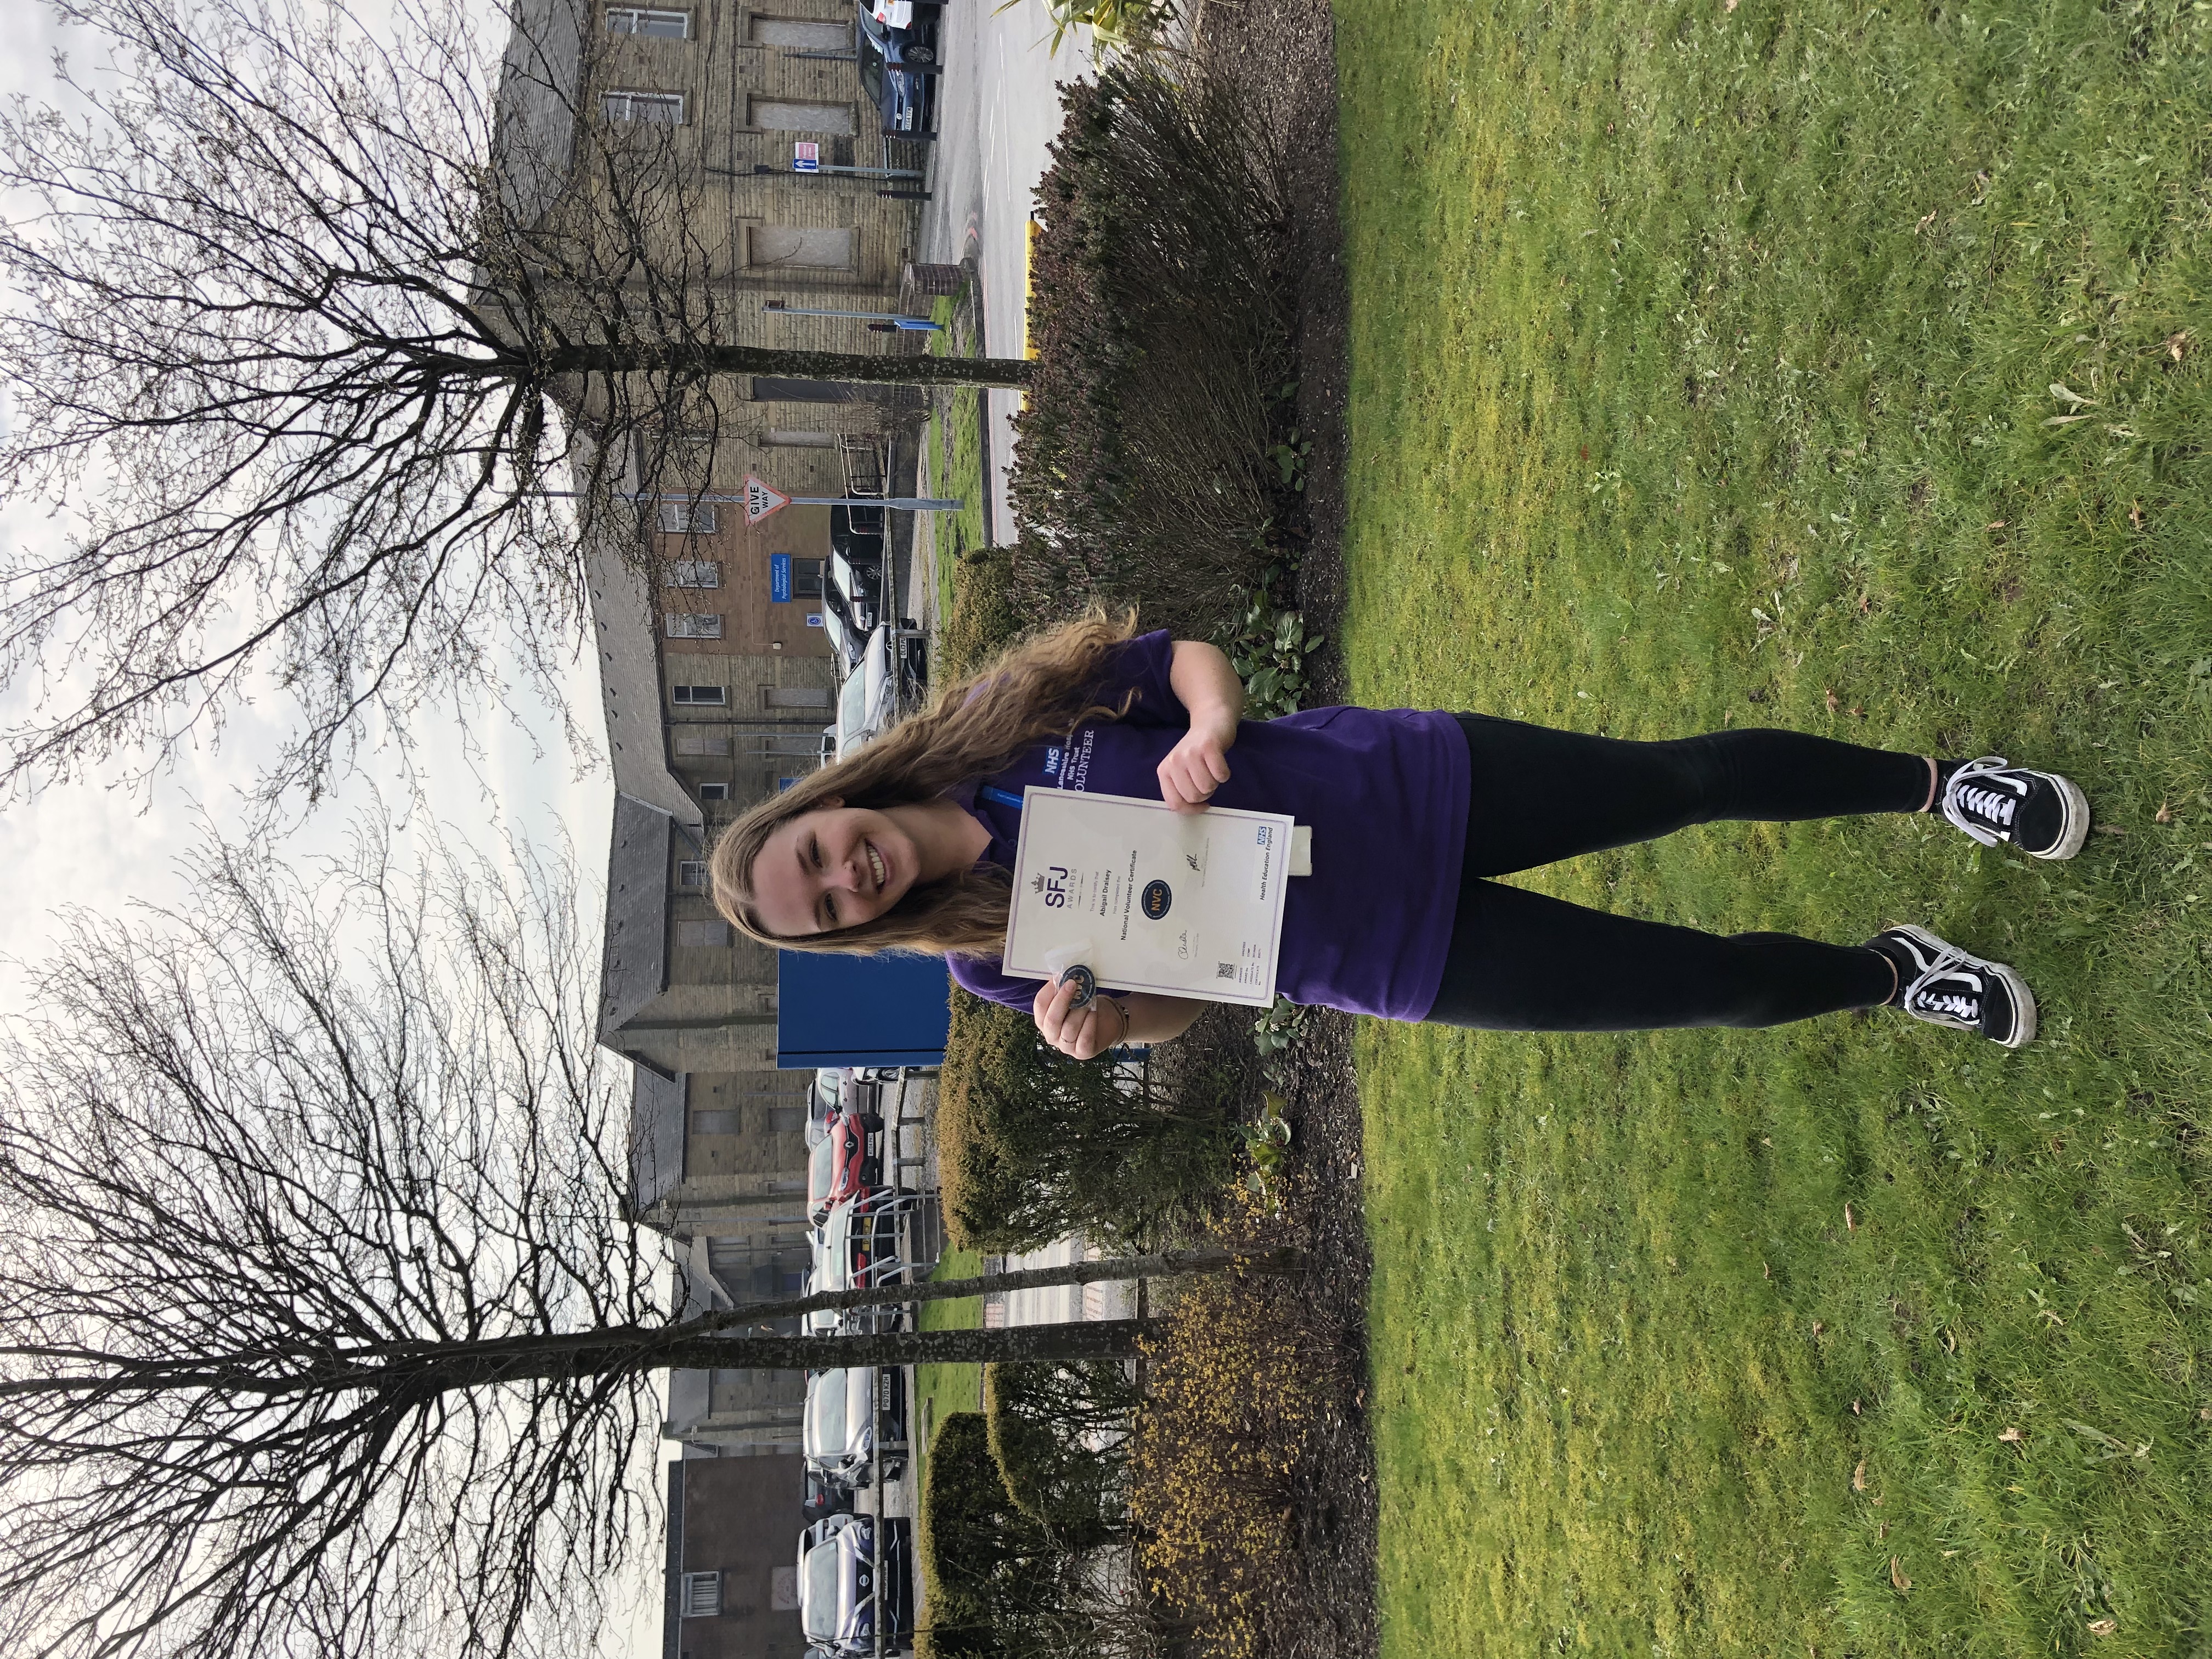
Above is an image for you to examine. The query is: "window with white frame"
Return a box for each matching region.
[698,782,730,800]
[676,920,733,949]
[603,90,685,123]
[678,860,708,888]
[666,560,721,588]
[640,428,716,490]
[672,684,727,705]
[679,1571,723,1617]
[665,613,723,639]
[608,6,691,36]
[658,501,719,535]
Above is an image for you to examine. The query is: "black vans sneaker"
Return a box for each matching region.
[1868,924,2036,1048]
[1938,755,2089,860]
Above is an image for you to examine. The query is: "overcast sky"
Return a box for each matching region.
[0,2,615,995]
[0,7,660,1655]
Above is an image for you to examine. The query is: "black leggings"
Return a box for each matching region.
[1425,716,1927,1031]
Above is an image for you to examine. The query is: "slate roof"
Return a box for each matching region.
[601,792,674,1042]
[489,0,583,234]
[627,1061,688,1216]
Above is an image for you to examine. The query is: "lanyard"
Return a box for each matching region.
[978,784,1026,811]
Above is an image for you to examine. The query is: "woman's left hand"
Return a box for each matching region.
[1158,718,1235,812]
[1032,974,1130,1060]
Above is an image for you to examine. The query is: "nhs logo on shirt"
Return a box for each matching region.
[1060,729,1096,791]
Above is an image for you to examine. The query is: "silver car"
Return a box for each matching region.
[803,1365,907,1487]
[799,1513,913,1659]
[831,624,926,761]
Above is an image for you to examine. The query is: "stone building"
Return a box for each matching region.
[664,1455,810,1659]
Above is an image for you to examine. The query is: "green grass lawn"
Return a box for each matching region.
[927,292,989,625]
[1333,0,2212,1652]
[913,1244,984,1492]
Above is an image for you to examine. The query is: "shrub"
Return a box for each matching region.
[1128,1234,1333,1659]
[935,548,1024,682]
[1009,62,1295,638]
[918,1412,1059,1659]
[935,995,1236,1253]
[920,1410,1155,1659]
[984,1359,1139,1547]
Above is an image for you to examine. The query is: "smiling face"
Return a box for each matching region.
[747,804,920,938]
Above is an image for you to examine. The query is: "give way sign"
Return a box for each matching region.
[743,474,792,526]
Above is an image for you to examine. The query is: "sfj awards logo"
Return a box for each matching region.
[1140,880,1172,921]
[1034,867,1070,909]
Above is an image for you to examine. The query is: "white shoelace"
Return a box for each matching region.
[1895,933,1987,1029]
[1940,755,2024,848]
[1911,985,1982,1023]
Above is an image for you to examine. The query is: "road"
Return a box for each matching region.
[917,0,1091,543]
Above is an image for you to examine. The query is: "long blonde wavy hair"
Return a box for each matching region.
[710,611,1143,957]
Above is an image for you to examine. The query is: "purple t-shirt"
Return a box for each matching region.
[945,631,1469,1022]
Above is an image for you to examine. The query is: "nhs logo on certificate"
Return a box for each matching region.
[1002,788,1296,1009]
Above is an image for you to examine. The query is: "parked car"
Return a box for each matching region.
[829,503,886,560]
[799,1513,913,1659]
[803,1365,907,1488]
[805,1101,884,1228]
[828,549,883,633]
[830,624,928,760]
[819,594,865,676]
[799,1262,839,1337]
[856,5,936,139]
[814,1188,921,1333]
[805,1068,845,1149]
[803,1466,855,1524]
[862,0,941,59]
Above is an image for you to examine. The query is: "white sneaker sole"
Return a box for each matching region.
[2028,771,2091,861]
[1891,924,2037,1048]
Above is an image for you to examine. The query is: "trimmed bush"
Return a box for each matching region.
[1009,62,1296,637]
[919,1410,1156,1659]
[983,1359,1138,1548]
[935,548,1024,682]
[918,1412,1059,1659]
[935,994,1235,1253]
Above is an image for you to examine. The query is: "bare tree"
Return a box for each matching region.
[0,0,1028,803]
[0,831,1279,1659]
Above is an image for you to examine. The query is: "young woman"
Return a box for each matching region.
[712,614,2088,1059]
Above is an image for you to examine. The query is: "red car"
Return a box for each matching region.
[807,1105,884,1228]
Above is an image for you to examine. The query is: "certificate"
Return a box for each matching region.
[1002,788,1294,1007]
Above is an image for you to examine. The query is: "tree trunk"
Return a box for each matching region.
[541,342,1034,389]
[638,1319,1151,1373]
[0,1251,1305,1401]
[686,1243,1295,1330]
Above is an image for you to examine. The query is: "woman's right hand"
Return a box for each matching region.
[1032,975,1127,1060]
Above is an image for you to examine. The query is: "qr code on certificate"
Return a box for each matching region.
[1215,962,1238,981]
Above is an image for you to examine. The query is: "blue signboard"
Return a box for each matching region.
[770,552,792,602]
[776,951,952,1068]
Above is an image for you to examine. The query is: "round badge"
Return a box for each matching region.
[1057,963,1097,1009]
[1141,879,1172,920]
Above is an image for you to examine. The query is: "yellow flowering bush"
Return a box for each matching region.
[1127,1198,1330,1659]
